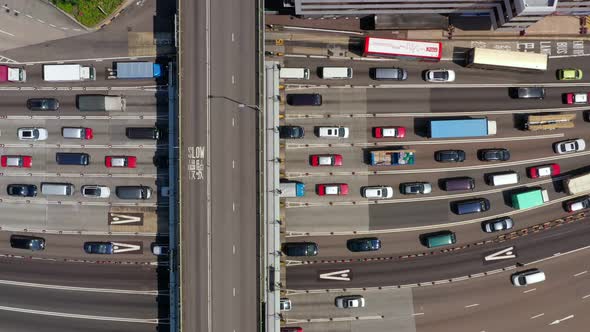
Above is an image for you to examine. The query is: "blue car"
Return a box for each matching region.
[84,242,114,254]
[346,237,381,252]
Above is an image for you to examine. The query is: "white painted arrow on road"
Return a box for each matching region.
[112,242,142,254]
[319,269,351,281]
[485,246,517,261]
[549,314,574,325]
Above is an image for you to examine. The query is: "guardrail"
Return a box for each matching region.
[168,60,179,331]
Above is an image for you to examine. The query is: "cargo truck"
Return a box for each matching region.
[77,95,126,112]
[107,61,162,79]
[369,149,415,166]
[43,64,95,81]
[564,172,590,195]
[429,118,497,139]
[511,188,549,209]
[280,181,305,198]
[0,65,26,82]
[524,113,576,131]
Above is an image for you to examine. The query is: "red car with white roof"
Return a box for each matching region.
[310,154,342,167]
[105,156,137,168]
[565,92,590,104]
[373,126,406,138]
[1,155,32,168]
[316,183,349,196]
[528,163,560,179]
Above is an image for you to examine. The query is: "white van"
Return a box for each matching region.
[320,67,353,79]
[487,171,519,186]
[279,68,310,80]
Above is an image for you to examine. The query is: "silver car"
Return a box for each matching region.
[17,127,48,141]
[553,138,586,154]
[482,216,514,233]
[81,185,111,198]
[400,182,432,195]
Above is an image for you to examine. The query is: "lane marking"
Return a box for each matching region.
[0,29,15,37]
[0,305,163,324]
[464,303,479,308]
[232,245,235,254]
[233,288,236,296]
[523,288,536,293]
[412,312,424,316]
[112,242,142,254]
[484,246,516,261]
[319,269,351,281]
[232,202,235,211]
[232,117,235,127]
[232,75,235,84]
[531,313,545,319]
[549,314,574,325]
[231,33,235,42]
[0,279,161,295]
[582,294,590,299]
[36,19,45,23]
[573,270,587,277]
[232,160,235,168]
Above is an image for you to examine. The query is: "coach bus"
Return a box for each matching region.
[363,37,442,62]
[465,48,547,72]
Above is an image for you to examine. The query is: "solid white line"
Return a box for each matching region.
[574,271,588,277]
[523,288,536,293]
[205,0,212,330]
[0,305,162,324]
[0,279,161,295]
[526,244,590,266]
[530,313,545,319]
[464,303,479,308]
[0,29,15,37]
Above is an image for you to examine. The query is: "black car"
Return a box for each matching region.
[282,242,318,256]
[286,93,322,106]
[478,148,510,161]
[435,150,466,162]
[10,235,45,251]
[26,98,60,111]
[279,125,304,139]
[84,242,114,254]
[7,184,37,197]
[509,87,545,99]
[370,67,408,81]
[346,237,381,252]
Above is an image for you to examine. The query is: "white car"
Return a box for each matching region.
[17,127,48,141]
[362,186,394,199]
[425,69,455,82]
[317,126,349,138]
[81,185,111,198]
[553,138,586,154]
[511,269,546,286]
[152,244,169,256]
[335,295,365,308]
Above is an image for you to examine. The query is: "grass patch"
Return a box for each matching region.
[52,0,124,27]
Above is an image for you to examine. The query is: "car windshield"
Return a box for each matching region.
[85,188,98,195]
[434,71,448,79]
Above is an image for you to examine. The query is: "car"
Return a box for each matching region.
[310,154,342,167]
[282,242,318,256]
[482,217,514,233]
[509,87,545,99]
[361,186,393,199]
[478,148,510,161]
[528,163,560,178]
[152,244,169,256]
[553,138,586,154]
[83,242,114,254]
[564,92,589,104]
[400,182,432,195]
[558,68,583,80]
[280,328,302,332]
[1,155,32,168]
[62,127,93,140]
[370,67,408,81]
[373,126,406,138]
[105,156,137,168]
[317,126,349,138]
[17,127,48,141]
[335,295,365,308]
[425,69,455,82]
[316,183,349,196]
[280,298,292,311]
[115,186,152,200]
[346,237,381,252]
[434,150,465,162]
[10,235,45,251]
[26,98,60,111]
[279,125,304,139]
[81,185,111,198]
[565,195,590,212]
[7,184,37,197]
[511,269,546,286]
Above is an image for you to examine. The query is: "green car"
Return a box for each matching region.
[558,68,583,80]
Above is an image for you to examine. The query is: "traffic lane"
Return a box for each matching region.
[0,232,159,262]
[285,217,590,289]
[0,257,160,289]
[412,240,590,332]
[0,283,159,319]
[0,310,157,332]
[284,202,573,260]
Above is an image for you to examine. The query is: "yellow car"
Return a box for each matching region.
[558,68,583,80]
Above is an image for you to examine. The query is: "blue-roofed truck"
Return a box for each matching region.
[107,61,162,79]
[429,118,497,139]
[280,181,305,197]
[369,149,415,166]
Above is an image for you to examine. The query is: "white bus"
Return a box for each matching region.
[465,48,547,72]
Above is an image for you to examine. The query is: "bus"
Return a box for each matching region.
[363,37,442,62]
[565,172,590,195]
[511,188,549,209]
[465,48,548,72]
[524,113,576,131]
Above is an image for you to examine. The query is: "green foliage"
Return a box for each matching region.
[51,0,123,27]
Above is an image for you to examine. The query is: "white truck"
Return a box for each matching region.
[77,95,126,112]
[43,64,96,81]
[0,65,26,82]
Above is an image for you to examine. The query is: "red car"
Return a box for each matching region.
[528,163,560,179]
[310,154,342,167]
[280,328,303,332]
[565,92,589,104]
[1,155,32,168]
[105,156,137,168]
[316,183,349,196]
[373,126,406,138]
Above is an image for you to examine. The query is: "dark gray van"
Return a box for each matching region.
[286,93,322,106]
[116,185,152,200]
[442,177,475,191]
[452,198,490,215]
[55,152,90,166]
[370,67,408,81]
[126,127,160,140]
[510,87,545,99]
